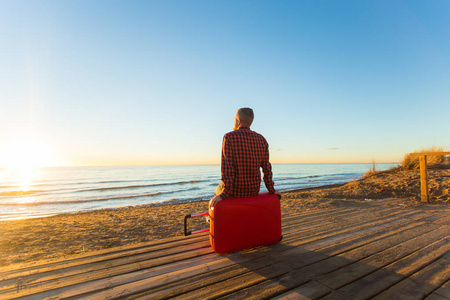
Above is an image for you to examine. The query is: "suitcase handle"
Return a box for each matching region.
[184,212,210,236]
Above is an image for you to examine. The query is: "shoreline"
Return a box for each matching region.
[0,182,351,223]
[282,183,347,193]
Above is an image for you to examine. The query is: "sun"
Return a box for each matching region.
[0,135,60,191]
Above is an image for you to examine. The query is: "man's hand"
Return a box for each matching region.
[274,190,282,199]
[209,195,223,209]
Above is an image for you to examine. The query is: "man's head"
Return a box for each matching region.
[233,107,254,130]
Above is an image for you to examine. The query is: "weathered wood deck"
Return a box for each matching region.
[1,198,449,299]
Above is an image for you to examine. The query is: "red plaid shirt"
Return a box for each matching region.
[219,126,275,199]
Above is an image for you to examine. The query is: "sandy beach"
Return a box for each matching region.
[1,168,448,267]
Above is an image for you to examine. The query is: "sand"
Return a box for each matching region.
[1,168,448,267]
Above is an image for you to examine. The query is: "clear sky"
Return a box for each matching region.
[1,0,449,167]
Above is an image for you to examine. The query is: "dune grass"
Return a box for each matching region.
[362,147,448,179]
[402,146,448,170]
[362,159,378,179]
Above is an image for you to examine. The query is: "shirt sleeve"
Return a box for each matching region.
[261,138,276,194]
[219,135,234,199]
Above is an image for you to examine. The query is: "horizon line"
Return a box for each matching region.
[0,162,401,168]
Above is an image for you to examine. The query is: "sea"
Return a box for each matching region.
[0,163,398,221]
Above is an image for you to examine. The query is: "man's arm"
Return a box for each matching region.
[210,135,234,208]
[261,139,276,194]
[219,135,234,200]
[262,157,282,198]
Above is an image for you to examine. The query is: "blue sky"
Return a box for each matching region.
[1,0,449,166]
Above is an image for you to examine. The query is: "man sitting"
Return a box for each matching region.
[210,107,281,208]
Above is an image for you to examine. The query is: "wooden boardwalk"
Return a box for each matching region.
[1,198,449,299]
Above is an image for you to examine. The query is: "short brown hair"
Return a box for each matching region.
[237,107,254,126]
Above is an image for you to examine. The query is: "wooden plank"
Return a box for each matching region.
[55,250,268,300]
[127,256,283,300]
[281,198,407,227]
[216,270,312,300]
[420,155,429,202]
[278,210,433,269]
[336,236,450,299]
[425,279,450,300]
[300,223,440,277]
[271,280,332,300]
[276,219,430,271]
[282,207,357,224]
[284,208,424,244]
[281,206,353,221]
[259,210,426,271]
[0,232,210,279]
[169,262,294,300]
[319,291,348,300]
[315,227,450,290]
[282,206,406,235]
[0,240,212,292]
[282,223,420,268]
[10,253,225,300]
[1,248,217,299]
[314,213,434,256]
[281,207,365,234]
[270,237,450,300]
[282,209,422,249]
[373,252,450,300]
[273,218,426,269]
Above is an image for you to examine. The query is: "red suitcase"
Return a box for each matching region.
[184,192,282,254]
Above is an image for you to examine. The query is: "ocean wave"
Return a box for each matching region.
[275,175,321,181]
[312,176,358,182]
[275,173,362,183]
[0,211,57,221]
[0,192,162,206]
[0,180,162,195]
[323,172,362,177]
[0,190,44,197]
[157,194,211,204]
[74,180,205,193]
[0,186,17,189]
[0,186,202,206]
[1,179,157,190]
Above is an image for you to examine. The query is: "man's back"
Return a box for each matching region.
[221,126,275,198]
[210,107,278,208]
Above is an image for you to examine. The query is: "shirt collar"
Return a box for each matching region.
[238,126,251,131]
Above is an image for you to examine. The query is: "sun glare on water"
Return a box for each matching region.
[17,166,34,191]
[1,136,58,192]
